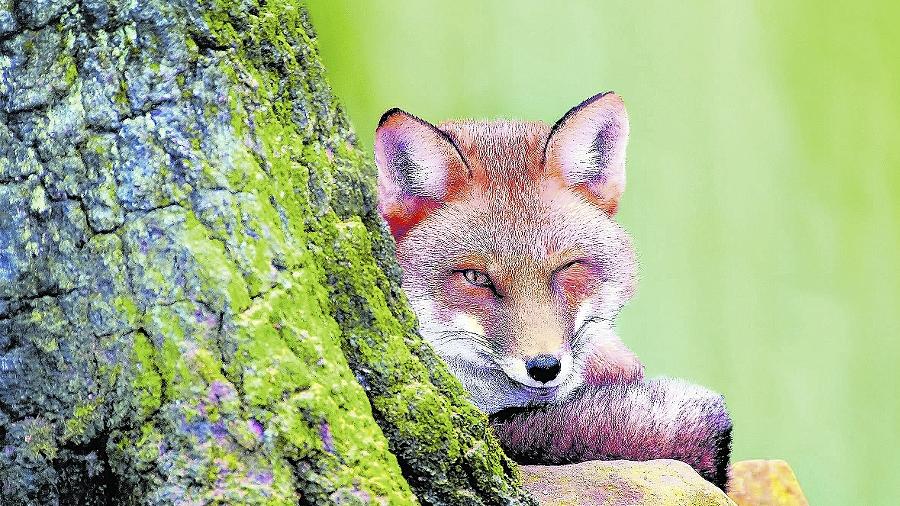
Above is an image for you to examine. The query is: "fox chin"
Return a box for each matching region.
[374,91,644,414]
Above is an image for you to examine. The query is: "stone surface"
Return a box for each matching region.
[520,459,736,506]
[727,460,809,506]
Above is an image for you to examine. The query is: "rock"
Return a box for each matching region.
[520,459,736,506]
[727,460,809,505]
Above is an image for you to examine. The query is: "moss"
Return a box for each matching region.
[181,210,252,311]
[64,60,77,87]
[230,281,417,503]
[23,420,57,460]
[63,398,102,441]
[114,295,140,328]
[28,184,49,215]
[27,305,62,353]
[114,77,129,107]
[132,330,163,418]
[133,421,163,465]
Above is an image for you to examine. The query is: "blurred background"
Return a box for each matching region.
[307,1,900,504]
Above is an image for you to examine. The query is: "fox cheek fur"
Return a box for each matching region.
[374,91,644,414]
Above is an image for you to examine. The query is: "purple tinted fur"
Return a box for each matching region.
[590,122,620,177]
[490,378,733,490]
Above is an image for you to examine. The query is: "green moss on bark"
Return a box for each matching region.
[0,1,533,505]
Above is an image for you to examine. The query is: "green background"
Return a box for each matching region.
[307,2,900,504]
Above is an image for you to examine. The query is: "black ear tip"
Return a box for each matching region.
[580,90,621,109]
[547,90,624,142]
[378,107,408,128]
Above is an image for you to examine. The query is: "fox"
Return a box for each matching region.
[375,92,732,489]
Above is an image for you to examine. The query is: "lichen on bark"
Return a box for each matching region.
[0,1,533,504]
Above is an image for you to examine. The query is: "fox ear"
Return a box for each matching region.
[543,92,630,215]
[375,108,468,241]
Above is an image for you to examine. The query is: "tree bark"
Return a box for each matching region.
[0,1,533,504]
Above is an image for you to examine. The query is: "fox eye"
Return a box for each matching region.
[556,260,583,272]
[457,269,502,297]
[462,269,493,288]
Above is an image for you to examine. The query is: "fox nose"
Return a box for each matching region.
[525,354,561,383]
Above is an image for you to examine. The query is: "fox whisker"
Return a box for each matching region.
[571,316,613,348]
[432,330,502,361]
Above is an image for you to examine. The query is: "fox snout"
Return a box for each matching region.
[499,349,574,389]
[525,355,561,382]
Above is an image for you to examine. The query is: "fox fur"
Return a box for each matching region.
[491,379,732,490]
[374,92,732,489]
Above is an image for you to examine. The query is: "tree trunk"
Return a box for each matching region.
[0,1,533,504]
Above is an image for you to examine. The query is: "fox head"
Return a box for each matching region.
[375,92,639,413]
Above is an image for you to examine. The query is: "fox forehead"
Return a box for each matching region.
[434,119,617,232]
[437,120,551,188]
